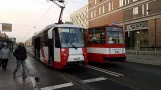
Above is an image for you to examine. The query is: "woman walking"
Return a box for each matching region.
[0,43,10,70]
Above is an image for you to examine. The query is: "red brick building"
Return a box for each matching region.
[88,0,161,48]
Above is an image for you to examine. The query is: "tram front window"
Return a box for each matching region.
[107,27,124,44]
[58,28,85,48]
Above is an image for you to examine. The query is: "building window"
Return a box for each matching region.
[133,0,138,2]
[133,7,138,15]
[95,0,97,5]
[89,3,92,8]
[124,0,127,5]
[127,0,130,4]
[91,11,93,18]
[146,3,149,15]
[108,1,111,11]
[119,0,124,7]
[111,0,114,10]
[88,28,106,44]
[94,10,96,17]
[99,7,101,15]
[102,5,105,14]
[108,1,113,11]
[142,5,144,16]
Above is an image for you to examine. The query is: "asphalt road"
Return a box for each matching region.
[26,50,161,90]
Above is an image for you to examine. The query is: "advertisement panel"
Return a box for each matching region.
[2,23,12,32]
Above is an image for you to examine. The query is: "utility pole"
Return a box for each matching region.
[155,18,157,48]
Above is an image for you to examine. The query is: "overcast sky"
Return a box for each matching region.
[0,0,87,42]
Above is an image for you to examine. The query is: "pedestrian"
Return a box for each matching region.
[13,42,27,78]
[0,43,10,70]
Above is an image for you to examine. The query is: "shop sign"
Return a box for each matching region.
[126,21,148,31]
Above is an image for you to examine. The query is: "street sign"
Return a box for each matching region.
[2,23,12,32]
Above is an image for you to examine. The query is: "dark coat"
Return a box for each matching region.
[13,46,27,60]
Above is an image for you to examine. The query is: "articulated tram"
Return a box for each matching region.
[32,23,88,69]
[86,25,126,63]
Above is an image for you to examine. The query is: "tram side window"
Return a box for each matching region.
[88,28,105,44]
[40,31,48,46]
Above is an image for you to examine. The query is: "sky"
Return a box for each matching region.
[0,0,88,42]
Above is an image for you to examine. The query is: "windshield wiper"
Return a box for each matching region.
[69,42,77,50]
[64,34,77,49]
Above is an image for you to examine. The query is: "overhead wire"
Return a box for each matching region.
[26,3,54,39]
[67,0,84,4]
[24,0,85,41]
[23,3,54,41]
[0,1,55,42]
[34,3,54,28]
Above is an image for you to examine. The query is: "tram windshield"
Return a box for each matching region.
[107,27,124,44]
[58,28,85,48]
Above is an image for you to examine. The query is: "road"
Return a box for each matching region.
[26,49,161,90]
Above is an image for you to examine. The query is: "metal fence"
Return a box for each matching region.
[126,47,161,60]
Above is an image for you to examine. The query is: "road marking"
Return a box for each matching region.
[26,49,34,54]
[107,78,140,90]
[80,77,107,83]
[40,82,74,90]
[29,76,36,88]
[87,65,124,77]
[40,77,107,90]
[26,48,32,51]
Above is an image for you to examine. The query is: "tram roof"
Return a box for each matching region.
[33,24,82,37]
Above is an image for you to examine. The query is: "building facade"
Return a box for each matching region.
[25,38,32,47]
[88,0,161,47]
[70,5,88,29]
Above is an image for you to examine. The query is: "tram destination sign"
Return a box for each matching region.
[107,27,123,32]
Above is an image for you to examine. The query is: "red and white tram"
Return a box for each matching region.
[86,25,126,63]
[32,23,88,69]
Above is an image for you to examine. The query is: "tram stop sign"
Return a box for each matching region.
[2,23,12,32]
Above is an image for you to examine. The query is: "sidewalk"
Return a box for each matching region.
[126,54,161,66]
[0,55,34,90]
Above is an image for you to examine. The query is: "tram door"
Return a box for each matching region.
[48,30,54,65]
[35,37,40,59]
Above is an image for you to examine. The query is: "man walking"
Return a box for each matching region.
[13,42,27,78]
[0,43,10,70]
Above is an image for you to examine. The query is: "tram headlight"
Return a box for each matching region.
[61,48,69,56]
[62,48,65,52]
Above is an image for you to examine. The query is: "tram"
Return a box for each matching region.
[32,23,88,69]
[86,25,126,63]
